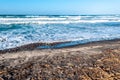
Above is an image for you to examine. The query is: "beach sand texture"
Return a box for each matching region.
[0,40,120,80]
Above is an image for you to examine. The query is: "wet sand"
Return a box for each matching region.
[0,39,120,80]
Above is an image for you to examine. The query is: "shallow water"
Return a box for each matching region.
[0,15,120,50]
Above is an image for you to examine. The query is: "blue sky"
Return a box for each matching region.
[0,0,120,15]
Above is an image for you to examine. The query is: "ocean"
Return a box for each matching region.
[0,15,120,50]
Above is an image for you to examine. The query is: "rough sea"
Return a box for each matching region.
[0,15,120,50]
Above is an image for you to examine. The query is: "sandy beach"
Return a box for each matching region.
[1,0,120,80]
[0,39,120,80]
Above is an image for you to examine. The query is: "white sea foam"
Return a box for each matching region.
[0,15,120,50]
[0,20,120,25]
[0,15,120,25]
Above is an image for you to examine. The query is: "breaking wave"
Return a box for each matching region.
[0,15,120,50]
[0,15,120,24]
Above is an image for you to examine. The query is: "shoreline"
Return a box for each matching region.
[0,38,120,60]
[0,38,120,54]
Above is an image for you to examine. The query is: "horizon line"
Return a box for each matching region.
[0,14,120,16]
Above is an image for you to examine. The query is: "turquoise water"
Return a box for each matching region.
[0,15,120,50]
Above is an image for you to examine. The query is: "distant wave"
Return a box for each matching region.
[0,15,120,24]
[0,15,120,50]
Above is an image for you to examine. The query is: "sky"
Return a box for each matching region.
[0,0,120,15]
